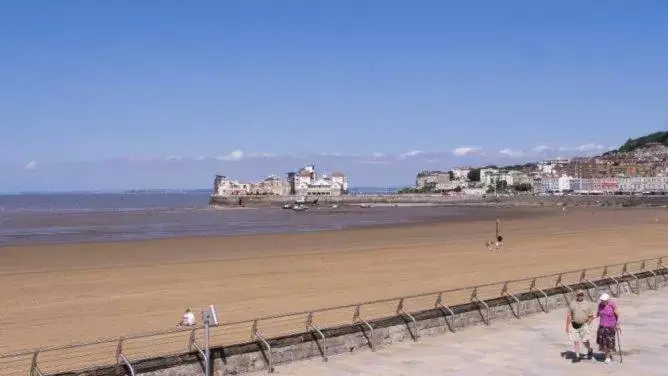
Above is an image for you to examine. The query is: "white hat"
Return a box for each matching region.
[599,293,610,301]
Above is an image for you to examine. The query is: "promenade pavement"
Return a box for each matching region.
[257,287,668,376]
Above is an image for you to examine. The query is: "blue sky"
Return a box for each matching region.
[1,0,666,192]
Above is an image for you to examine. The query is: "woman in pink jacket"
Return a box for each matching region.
[596,293,621,364]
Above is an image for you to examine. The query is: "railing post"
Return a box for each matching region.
[501,282,521,318]
[621,263,640,294]
[353,305,375,350]
[116,338,136,376]
[555,273,574,296]
[251,320,274,373]
[470,287,490,325]
[658,257,668,283]
[434,292,456,332]
[306,312,328,361]
[602,265,621,296]
[189,328,208,372]
[30,350,43,376]
[396,298,419,341]
[641,259,658,289]
[529,278,549,312]
[579,269,598,301]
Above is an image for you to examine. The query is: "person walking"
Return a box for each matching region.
[565,290,595,361]
[596,293,621,364]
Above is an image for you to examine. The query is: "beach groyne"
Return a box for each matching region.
[209,193,668,208]
[6,258,666,376]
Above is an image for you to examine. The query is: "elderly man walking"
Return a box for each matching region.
[565,290,595,362]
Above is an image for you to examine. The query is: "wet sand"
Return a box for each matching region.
[0,206,666,359]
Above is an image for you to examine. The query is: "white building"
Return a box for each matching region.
[538,159,570,176]
[505,171,532,186]
[451,167,471,181]
[537,174,573,194]
[330,171,349,193]
[480,169,531,188]
[291,165,348,196]
[480,168,499,187]
[616,177,668,193]
[416,171,449,189]
[262,175,290,195]
[214,175,248,196]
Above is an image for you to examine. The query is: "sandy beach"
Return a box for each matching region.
[1,206,666,362]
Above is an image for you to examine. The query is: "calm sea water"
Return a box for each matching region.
[0,191,463,247]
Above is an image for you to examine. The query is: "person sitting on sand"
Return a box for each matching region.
[177,308,196,326]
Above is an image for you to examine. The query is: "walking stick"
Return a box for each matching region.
[617,328,623,363]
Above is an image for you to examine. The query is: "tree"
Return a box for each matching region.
[453,185,463,193]
[447,170,455,180]
[467,168,481,182]
[616,131,668,153]
[512,183,533,192]
[423,182,437,193]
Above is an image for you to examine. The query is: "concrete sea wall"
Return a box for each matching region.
[52,268,668,376]
[209,193,668,208]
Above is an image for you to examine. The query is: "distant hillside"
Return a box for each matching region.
[610,131,668,154]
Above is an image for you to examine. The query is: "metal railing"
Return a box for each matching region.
[0,256,664,376]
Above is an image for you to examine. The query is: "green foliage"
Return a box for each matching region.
[467,168,481,182]
[416,170,446,177]
[398,185,434,194]
[503,162,537,171]
[512,183,533,192]
[616,131,668,153]
[447,170,455,180]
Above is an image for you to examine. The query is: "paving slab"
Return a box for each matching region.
[254,287,668,376]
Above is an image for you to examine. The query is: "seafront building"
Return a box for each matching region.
[212,165,348,197]
[288,164,349,196]
[408,141,668,195]
[535,176,668,195]
[479,168,533,188]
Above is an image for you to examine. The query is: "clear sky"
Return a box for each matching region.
[1,0,667,192]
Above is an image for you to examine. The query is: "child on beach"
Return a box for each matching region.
[177,308,196,326]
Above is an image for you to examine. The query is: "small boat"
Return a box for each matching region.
[331,204,339,209]
[283,204,293,209]
[292,204,308,212]
[359,203,373,208]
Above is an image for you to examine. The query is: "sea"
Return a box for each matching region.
[0,188,469,247]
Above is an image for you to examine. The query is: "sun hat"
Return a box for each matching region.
[599,293,610,301]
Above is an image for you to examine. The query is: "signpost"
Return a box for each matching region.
[201,305,220,376]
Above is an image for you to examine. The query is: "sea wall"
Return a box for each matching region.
[209,193,668,208]
[53,268,668,376]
